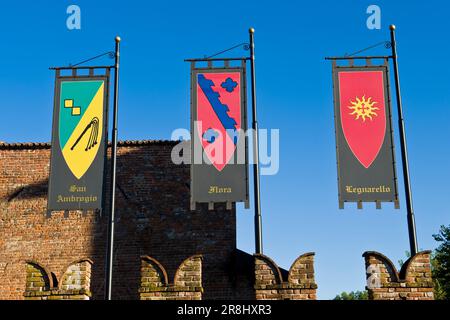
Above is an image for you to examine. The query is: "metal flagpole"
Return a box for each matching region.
[389,25,418,256]
[105,36,121,300]
[249,28,263,254]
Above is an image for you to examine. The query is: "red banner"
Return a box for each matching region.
[332,64,399,208]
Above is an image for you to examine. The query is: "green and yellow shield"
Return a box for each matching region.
[59,80,105,179]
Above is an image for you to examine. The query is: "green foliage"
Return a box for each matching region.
[432,225,450,300]
[333,290,368,300]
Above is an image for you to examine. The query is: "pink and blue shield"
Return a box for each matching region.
[196,72,242,171]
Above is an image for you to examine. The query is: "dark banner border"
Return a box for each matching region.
[190,63,249,210]
[47,73,110,214]
[332,62,399,209]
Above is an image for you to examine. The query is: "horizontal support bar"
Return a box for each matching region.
[184,57,250,62]
[49,65,115,70]
[325,56,392,61]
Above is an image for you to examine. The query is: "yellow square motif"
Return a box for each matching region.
[64,99,73,108]
[72,107,81,116]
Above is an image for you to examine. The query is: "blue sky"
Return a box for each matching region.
[1,1,449,299]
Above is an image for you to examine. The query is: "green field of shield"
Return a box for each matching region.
[59,80,105,179]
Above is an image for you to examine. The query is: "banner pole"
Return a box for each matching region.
[249,28,263,254]
[105,36,121,300]
[389,25,418,256]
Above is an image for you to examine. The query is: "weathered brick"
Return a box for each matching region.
[254,253,317,300]
[363,251,434,301]
[0,142,241,300]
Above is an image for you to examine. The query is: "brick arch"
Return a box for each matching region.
[363,250,434,300]
[399,250,433,282]
[58,258,93,291]
[254,254,284,285]
[59,258,93,278]
[140,255,169,287]
[173,255,202,286]
[139,255,203,300]
[254,253,318,300]
[362,251,400,283]
[287,252,315,285]
[25,261,53,290]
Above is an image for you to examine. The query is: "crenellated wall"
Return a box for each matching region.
[363,251,434,300]
[0,141,236,300]
[139,255,203,300]
[254,253,317,300]
[24,259,92,300]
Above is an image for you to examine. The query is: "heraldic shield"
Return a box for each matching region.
[196,72,242,171]
[59,80,105,179]
[338,71,386,169]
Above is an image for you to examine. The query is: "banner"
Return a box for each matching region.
[47,75,109,212]
[332,63,399,208]
[190,66,249,210]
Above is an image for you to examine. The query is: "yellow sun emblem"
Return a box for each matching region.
[348,95,379,122]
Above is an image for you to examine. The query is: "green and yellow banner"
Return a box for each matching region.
[48,76,109,212]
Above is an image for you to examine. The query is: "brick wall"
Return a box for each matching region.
[0,141,237,300]
[254,253,317,300]
[363,251,434,300]
[24,259,92,300]
[140,255,202,300]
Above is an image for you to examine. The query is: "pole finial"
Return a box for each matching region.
[115,36,121,43]
[249,27,255,34]
[389,25,396,31]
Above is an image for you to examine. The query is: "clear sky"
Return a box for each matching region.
[1,0,449,299]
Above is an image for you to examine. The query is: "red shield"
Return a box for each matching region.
[338,71,386,168]
[196,72,241,171]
